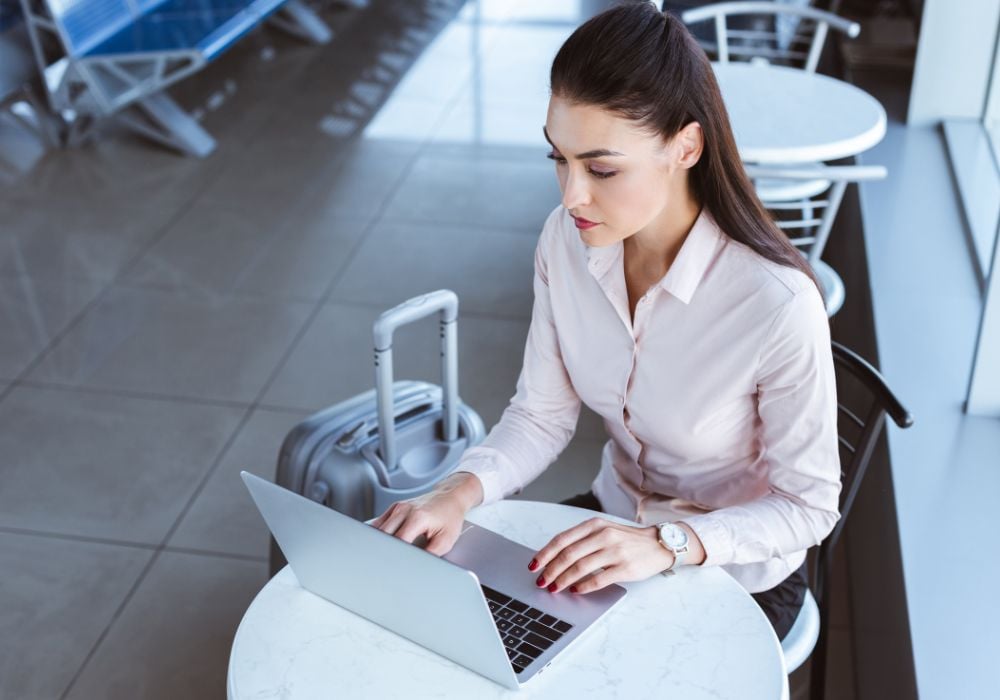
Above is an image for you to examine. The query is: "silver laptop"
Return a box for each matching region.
[241,472,627,690]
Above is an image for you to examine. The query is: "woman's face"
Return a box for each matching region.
[544,96,701,247]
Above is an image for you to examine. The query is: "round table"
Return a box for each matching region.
[228,500,789,699]
[713,62,887,163]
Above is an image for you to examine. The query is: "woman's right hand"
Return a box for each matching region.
[370,472,484,556]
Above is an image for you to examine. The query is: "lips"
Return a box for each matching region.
[572,215,599,230]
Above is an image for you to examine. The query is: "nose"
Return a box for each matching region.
[561,168,591,212]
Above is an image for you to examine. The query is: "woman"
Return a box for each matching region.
[372,2,840,641]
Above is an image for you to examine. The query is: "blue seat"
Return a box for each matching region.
[19,0,332,155]
[84,0,288,61]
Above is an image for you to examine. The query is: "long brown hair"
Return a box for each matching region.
[550,2,821,293]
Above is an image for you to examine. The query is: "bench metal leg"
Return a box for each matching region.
[119,92,216,157]
[270,0,333,45]
[0,88,53,148]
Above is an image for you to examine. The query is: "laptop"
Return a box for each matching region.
[241,472,627,690]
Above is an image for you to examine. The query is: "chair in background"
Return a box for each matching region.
[744,163,888,318]
[781,342,913,698]
[0,15,53,150]
[680,1,860,73]
[16,0,332,156]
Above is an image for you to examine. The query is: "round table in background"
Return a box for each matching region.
[227,500,789,699]
[713,62,887,163]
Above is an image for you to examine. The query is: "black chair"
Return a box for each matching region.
[802,341,913,699]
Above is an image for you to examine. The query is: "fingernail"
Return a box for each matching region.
[528,559,538,571]
[547,582,557,592]
[536,575,546,587]
[569,585,578,594]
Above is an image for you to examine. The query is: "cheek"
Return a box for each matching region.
[599,174,661,225]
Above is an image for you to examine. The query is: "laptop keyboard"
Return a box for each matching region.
[481,585,573,676]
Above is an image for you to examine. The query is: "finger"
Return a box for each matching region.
[394,513,431,544]
[536,530,610,589]
[370,503,397,529]
[377,505,410,536]
[570,564,628,595]
[424,528,460,557]
[549,549,618,593]
[533,518,607,570]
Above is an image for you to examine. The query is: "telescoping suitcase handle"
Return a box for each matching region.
[373,290,459,471]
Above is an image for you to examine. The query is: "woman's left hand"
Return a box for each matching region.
[529,517,674,594]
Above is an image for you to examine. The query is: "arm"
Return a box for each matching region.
[680,286,841,567]
[373,211,583,552]
[455,221,583,505]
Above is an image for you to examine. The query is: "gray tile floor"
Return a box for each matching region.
[1,1,855,697]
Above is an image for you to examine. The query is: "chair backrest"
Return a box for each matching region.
[743,164,887,265]
[681,1,861,73]
[815,342,913,606]
[40,0,135,56]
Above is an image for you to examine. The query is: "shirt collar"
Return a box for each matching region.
[581,209,726,305]
[658,209,727,305]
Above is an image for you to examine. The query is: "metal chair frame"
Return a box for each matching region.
[745,164,887,317]
[680,1,860,73]
[797,341,913,699]
[16,0,332,156]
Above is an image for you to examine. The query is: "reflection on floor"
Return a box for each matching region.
[0,1,854,697]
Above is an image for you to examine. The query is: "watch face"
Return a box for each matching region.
[661,524,688,548]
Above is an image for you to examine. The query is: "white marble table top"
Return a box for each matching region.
[713,62,887,164]
[228,500,789,699]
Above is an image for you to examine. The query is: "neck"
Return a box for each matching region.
[625,190,702,272]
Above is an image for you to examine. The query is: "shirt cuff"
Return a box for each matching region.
[454,449,519,507]
[679,513,733,568]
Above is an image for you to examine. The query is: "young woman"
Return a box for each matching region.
[372,2,840,641]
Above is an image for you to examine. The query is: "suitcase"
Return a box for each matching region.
[269,290,486,574]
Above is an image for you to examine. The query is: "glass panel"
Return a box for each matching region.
[984,33,1000,167]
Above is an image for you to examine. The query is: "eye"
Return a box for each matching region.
[545,152,618,180]
[589,168,617,180]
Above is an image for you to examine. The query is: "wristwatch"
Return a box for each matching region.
[656,522,690,574]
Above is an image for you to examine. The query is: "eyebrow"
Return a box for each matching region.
[542,126,625,159]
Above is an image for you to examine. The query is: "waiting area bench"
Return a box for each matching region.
[16,0,334,156]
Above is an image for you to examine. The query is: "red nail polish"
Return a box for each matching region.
[570,585,578,594]
[547,582,557,592]
[536,575,546,587]
[528,559,538,571]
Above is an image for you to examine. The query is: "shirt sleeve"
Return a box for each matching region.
[456,211,582,505]
[681,284,842,567]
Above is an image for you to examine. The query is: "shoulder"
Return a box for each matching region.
[719,235,822,315]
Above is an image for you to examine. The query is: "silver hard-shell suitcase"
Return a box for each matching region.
[270,290,486,574]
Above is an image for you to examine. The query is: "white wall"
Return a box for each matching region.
[907,0,1000,125]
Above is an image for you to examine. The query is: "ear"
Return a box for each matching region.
[676,121,703,169]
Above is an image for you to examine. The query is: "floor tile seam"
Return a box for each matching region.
[155,405,257,551]
[242,130,461,407]
[15,379,255,411]
[0,525,160,551]
[0,269,117,286]
[311,116,440,307]
[312,71,514,308]
[2,174,226,389]
[110,277,330,306]
[106,159,233,285]
[58,549,163,700]
[57,402,264,695]
[161,545,268,563]
[375,215,543,237]
[321,295,532,322]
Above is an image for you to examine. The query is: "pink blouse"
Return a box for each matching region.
[458,205,841,593]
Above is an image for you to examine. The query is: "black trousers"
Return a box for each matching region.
[559,491,808,641]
